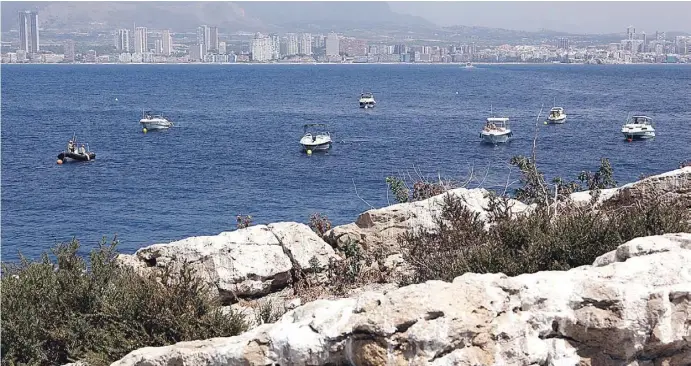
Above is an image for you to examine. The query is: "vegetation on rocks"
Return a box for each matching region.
[1,239,248,366]
[236,214,253,229]
[308,212,332,238]
[399,157,690,283]
[386,173,456,204]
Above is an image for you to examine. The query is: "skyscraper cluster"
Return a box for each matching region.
[18,11,40,54]
[251,32,315,61]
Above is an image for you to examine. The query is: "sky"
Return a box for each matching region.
[388,2,691,34]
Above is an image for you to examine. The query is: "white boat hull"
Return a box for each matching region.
[622,124,655,140]
[140,121,173,130]
[480,131,512,144]
[547,116,567,124]
[622,130,655,140]
[300,135,332,152]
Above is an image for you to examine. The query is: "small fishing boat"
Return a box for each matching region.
[140,110,173,132]
[57,135,95,164]
[546,107,567,124]
[300,123,332,153]
[480,117,513,144]
[621,115,655,141]
[359,92,376,109]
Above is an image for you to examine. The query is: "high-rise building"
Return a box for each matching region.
[325,32,339,56]
[218,41,227,55]
[134,27,148,54]
[189,43,203,61]
[63,40,75,62]
[197,25,210,54]
[269,33,280,60]
[285,33,299,56]
[18,11,39,53]
[115,29,130,52]
[641,32,647,52]
[299,33,312,55]
[209,26,219,52]
[161,30,172,56]
[557,37,570,50]
[154,39,163,54]
[313,35,325,49]
[250,33,271,62]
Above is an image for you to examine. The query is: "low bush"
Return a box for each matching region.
[400,193,689,283]
[308,213,332,238]
[1,239,248,366]
[399,156,690,283]
[236,214,253,229]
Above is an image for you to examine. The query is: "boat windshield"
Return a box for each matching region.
[303,124,330,136]
[631,116,652,124]
[360,93,373,98]
[485,118,508,129]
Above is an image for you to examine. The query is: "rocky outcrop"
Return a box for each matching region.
[570,166,691,208]
[116,222,339,304]
[112,233,691,366]
[323,187,531,254]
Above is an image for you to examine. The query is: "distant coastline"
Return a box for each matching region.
[3,62,689,66]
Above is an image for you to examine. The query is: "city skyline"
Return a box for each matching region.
[2,7,689,65]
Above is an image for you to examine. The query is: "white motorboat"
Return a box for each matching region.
[621,115,655,140]
[300,123,332,153]
[140,111,173,131]
[546,107,567,124]
[480,117,513,144]
[359,92,376,109]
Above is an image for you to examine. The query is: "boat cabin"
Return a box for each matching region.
[549,107,564,116]
[485,117,509,131]
[360,92,374,99]
[629,115,653,125]
[303,123,330,137]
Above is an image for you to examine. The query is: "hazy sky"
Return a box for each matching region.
[388,2,691,34]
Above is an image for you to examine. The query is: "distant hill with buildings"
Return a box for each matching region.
[1,1,432,33]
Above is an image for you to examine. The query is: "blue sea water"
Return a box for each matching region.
[2,64,690,261]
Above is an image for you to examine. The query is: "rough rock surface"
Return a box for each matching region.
[324,187,531,253]
[116,223,339,303]
[112,233,691,366]
[570,166,691,208]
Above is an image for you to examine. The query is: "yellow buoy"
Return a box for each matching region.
[57,159,63,165]
[307,149,312,155]
[544,121,548,125]
[142,128,148,133]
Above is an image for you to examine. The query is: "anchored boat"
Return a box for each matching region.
[546,107,567,124]
[621,115,655,141]
[140,110,173,132]
[57,135,95,163]
[300,124,332,153]
[359,92,376,109]
[480,117,513,144]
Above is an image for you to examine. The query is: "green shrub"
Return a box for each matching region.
[1,238,248,366]
[399,156,690,283]
[236,215,253,229]
[308,213,332,238]
[399,191,690,283]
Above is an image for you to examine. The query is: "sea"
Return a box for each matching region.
[2,63,690,261]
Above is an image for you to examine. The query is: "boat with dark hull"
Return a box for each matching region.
[57,151,96,162]
[57,135,95,163]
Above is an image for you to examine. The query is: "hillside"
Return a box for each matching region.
[1,1,432,33]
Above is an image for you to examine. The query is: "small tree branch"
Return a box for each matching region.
[353,178,375,210]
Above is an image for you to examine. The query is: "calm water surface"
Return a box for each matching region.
[2,64,690,260]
